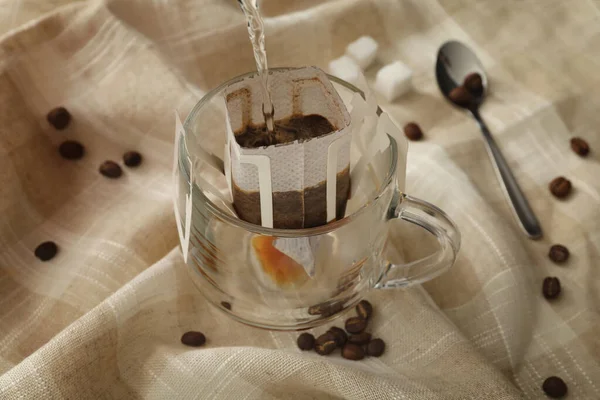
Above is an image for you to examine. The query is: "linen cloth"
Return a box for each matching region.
[0,0,598,398]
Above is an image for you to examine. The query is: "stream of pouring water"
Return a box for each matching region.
[238,0,275,133]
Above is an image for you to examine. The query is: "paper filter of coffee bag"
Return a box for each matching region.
[223,66,352,229]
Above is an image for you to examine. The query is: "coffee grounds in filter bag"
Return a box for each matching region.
[225,67,352,229]
[235,114,334,148]
[233,115,350,228]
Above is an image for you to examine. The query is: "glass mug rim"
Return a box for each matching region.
[181,67,398,237]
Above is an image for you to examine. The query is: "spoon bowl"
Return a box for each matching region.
[436,41,488,108]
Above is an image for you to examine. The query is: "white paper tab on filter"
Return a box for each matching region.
[239,154,273,228]
[173,111,193,263]
[346,89,408,214]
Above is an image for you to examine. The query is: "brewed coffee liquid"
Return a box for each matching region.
[235,114,335,148]
[232,114,350,229]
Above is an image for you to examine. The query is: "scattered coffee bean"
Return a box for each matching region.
[123,151,143,167]
[448,86,473,107]
[181,331,206,347]
[549,177,572,199]
[542,277,561,299]
[403,122,423,141]
[327,327,348,347]
[58,140,84,160]
[345,317,367,334]
[356,300,373,320]
[542,376,568,398]
[221,301,231,310]
[348,332,372,345]
[314,332,337,355]
[47,107,71,130]
[366,338,385,357]
[548,245,569,264]
[570,137,590,157]
[463,72,483,96]
[297,333,315,351]
[342,343,365,361]
[305,302,386,362]
[323,302,344,317]
[308,301,343,317]
[99,161,122,179]
[34,241,58,261]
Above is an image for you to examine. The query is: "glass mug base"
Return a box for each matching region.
[178,68,461,330]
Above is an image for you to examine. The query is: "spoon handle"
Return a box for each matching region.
[471,109,543,239]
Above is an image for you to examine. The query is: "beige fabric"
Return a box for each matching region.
[0,0,598,398]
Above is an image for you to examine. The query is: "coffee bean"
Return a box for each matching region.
[448,86,473,107]
[221,301,232,310]
[548,245,569,264]
[327,327,347,347]
[549,177,572,199]
[323,302,344,317]
[463,72,483,96]
[366,338,385,357]
[570,137,590,157]
[403,122,423,141]
[356,300,373,320]
[123,151,143,167]
[341,343,365,361]
[314,332,337,355]
[47,107,71,130]
[58,140,84,160]
[181,331,206,347]
[297,333,315,351]
[345,317,367,334]
[34,241,58,261]
[348,332,371,345]
[542,376,568,398]
[542,277,561,299]
[308,301,343,317]
[99,161,122,179]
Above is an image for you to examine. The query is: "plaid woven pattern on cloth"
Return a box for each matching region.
[0,0,598,398]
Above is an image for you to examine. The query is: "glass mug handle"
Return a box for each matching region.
[375,191,461,288]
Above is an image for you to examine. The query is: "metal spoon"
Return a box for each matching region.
[435,40,542,239]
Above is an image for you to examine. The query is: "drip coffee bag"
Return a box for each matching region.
[224,67,352,229]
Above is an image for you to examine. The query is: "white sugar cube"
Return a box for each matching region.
[346,36,379,69]
[373,61,412,102]
[328,55,361,84]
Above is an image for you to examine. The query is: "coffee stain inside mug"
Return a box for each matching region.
[251,236,309,287]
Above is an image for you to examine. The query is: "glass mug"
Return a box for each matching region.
[177,69,461,330]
